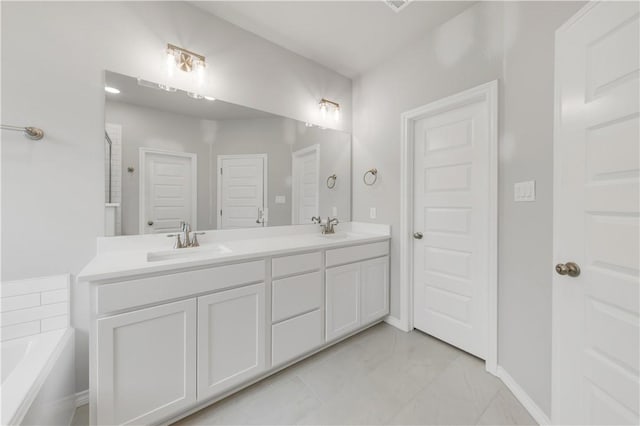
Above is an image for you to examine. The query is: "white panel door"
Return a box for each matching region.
[218,155,266,229]
[412,93,491,359]
[361,256,390,324]
[197,283,266,400]
[96,299,196,426]
[141,149,196,234]
[292,145,319,224]
[553,3,639,424]
[326,262,361,341]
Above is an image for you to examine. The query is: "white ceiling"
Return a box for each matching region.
[191,1,474,78]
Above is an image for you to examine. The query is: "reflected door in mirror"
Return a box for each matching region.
[292,145,320,224]
[141,149,197,234]
[218,155,267,229]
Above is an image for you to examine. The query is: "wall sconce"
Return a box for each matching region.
[319,98,340,121]
[166,43,206,85]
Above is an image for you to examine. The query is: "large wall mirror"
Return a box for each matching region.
[103,70,351,236]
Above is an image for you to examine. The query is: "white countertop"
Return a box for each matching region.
[78,222,390,282]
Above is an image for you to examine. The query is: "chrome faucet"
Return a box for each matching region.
[321,217,339,234]
[167,221,205,248]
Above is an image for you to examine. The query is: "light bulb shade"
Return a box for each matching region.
[196,61,206,86]
[166,50,175,77]
[334,106,340,121]
[319,102,328,120]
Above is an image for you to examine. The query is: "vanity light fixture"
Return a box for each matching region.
[203,95,216,101]
[319,98,340,122]
[186,92,204,100]
[166,43,206,85]
[104,86,120,94]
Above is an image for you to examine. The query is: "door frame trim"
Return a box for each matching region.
[216,153,269,229]
[399,80,498,374]
[139,148,198,234]
[291,144,320,224]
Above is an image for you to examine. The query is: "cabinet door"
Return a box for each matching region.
[96,299,196,426]
[326,263,361,341]
[197,283,266,400]
[360,256,390,324]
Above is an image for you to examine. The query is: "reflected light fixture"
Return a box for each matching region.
[187,92,204,100]
[166,43,206,85]
[319,98,340,122]
[104,86,120,94]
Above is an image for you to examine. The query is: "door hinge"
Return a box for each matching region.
[220,209,222,216]
[220,168,223,175]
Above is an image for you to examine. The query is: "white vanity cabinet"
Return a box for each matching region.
[325,242,390,341]
[270,252,324,366]
[85,229,391,426]
[95,299,197,426]
[197,283,266,400]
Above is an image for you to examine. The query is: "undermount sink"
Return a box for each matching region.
[147,244,232,262]
[316,232,364,240]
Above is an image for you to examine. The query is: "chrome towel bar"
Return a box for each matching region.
[1,124,44,140]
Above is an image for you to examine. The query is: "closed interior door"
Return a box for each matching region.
[553,3,639,424]
[292,146,319,224]
[218,155,266,229]
[141,149,196,234]
[412,88,493,359]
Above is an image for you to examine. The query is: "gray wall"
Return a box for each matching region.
[352,1,584,415]
[1,1,351,393]
[105,101,217,234]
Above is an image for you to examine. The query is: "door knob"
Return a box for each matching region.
[147,220,154,226]
[413,232,423,240]
[555,262,580,277]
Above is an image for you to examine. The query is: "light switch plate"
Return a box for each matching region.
[370,207,377,219]
[514,180,536,202]
[275,195,286,204]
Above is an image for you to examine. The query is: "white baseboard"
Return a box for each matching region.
[75,389,89,407]
[384,315,410,331]
[496,366,550,425]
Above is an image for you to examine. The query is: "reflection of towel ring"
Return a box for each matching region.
[326,174,337,189]
[363,168,378,186]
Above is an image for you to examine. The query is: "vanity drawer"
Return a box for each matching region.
[325,241,389,267]
[97,260,265,315]
[272,251,321,278]
[272,271,322,322]
[272,309,322,366]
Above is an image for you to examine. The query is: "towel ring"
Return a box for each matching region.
[363,168,378,186]
[326,174,337,189]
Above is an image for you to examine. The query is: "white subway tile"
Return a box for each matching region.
[0,293,40,312]
[1,302,68,327]
[2,274,69,297]
[41,289,68,305]
[41,315,69,332]
[1,321,40,341]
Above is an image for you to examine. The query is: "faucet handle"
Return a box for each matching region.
[191,232,205,247]
[166,233,184,249]
[311,216,321,224]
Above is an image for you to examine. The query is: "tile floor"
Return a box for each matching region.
[72,323,536,425]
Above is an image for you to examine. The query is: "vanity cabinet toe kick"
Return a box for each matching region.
[88,239,389,426]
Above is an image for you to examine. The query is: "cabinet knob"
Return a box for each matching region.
[413,232,423,240]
